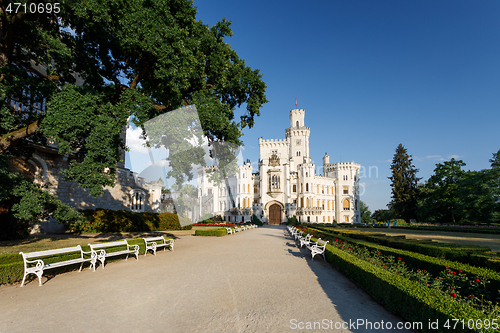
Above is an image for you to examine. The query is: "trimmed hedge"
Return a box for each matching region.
[80,209,192,233]
[195,228,228,237]
[323,242,494,333]
[307,227,500,301]
[317,226,500,272]
[0,237,171,285]
[395,225,500,235]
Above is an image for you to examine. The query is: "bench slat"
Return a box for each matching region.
[21,245,83,259]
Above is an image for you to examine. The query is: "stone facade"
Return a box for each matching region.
[198,109,361,224]
[26,144,163,213]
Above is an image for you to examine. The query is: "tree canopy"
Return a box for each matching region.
[0,0,268,237]
[388,143,420,222]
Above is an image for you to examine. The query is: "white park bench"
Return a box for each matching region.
[143,236,174,256]
[294,229,304,240]
[19,245,95,287]
[89,240,139,269]
[299,234,313,248]
[307,238,329,261]
[226,228,233,235]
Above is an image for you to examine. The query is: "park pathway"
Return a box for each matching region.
[0,226,415,333]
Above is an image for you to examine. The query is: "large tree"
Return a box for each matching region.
[417,158,466,223]
[0,0,267,236]
[359,200,372,224]
[388,143,420,222]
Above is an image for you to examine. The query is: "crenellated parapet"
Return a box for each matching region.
[258,137,290,147]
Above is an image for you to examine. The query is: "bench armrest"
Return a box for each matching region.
[25,259,44,269]
[128,244,140,252]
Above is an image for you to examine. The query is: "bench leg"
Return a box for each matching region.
[20,273,27,287]
[35,270,43,286]
[79,262,84,272]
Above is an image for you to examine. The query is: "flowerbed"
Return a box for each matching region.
[296,226,500,321]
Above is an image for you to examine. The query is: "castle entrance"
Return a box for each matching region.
[269,204,281,224]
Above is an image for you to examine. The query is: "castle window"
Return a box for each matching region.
[296,121,299,128]
[323,216,325,222]
[345,216,349,222]
[305,183,309,192]
[317,185,319,193]
[343,198,350,211]
[293,184,296,192]
[131,190,145,212]
[296,151,301,157]
[327,187,329,194]
[306,172,308,177]
[317,200,320,207]
[254,185,258,193]
[300,197,304,207]
[343,186,348,195]
[208,188,212,195]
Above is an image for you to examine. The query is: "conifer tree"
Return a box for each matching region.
[388,144,420,222]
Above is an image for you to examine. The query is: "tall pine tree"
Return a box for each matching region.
[388,144,420,222]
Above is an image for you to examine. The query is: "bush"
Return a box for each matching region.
[323,242,493,333]
[194,228,227,237]
[251,214,263,226]
[79,209,189,233]
[287,215,298,225]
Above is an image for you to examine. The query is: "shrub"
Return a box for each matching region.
[251,214,263,226]
[194,228,227,237]
[79,209,188,233]
[287,215,298,225]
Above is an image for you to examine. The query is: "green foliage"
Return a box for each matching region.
[79,209,190,233]
[359,200,372,224]
[251,214,263,226]
[0,155,84,240]
[418,159,466,223]
[1,0,267,226]
[388,144,420,222]
[194,228,227,237]
[371,209,396,222]
[287,215,299,225]
[322,244,496,332]
[490,149,500,168]
[417,156,500,224]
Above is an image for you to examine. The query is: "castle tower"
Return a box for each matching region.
[285,109,310,167]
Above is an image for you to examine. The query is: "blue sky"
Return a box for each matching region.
[126,0,500,212]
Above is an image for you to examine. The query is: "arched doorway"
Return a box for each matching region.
[269,204,281,224]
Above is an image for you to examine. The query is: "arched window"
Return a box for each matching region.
[296,121,299,128]
[305,183,309,192]
[296,151,301,157]
[300,197,304,207]
[131,190,145,212]
[243,198,246,208]
[248,184,250,193]
[343,198,350,211]
[306,198,309,208]
[305,172,308,177]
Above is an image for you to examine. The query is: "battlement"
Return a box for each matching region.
[259,137,289,146]
[289,108,305,115]
[330,162,361,170]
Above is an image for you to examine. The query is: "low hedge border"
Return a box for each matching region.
[0,237,171,285]
[316,226,500,272]
[322,241,495,333]
[195,228,228,237]
[305,227,500,302]
[394,225,500,235]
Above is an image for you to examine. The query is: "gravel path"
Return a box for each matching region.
[0,225,415,333]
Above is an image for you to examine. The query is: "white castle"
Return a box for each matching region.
[197,109,361,224]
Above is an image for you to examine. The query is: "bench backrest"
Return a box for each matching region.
[20,245,83,260]
[89,240,128,250]
[316,239,329,249]
[143,236,165,242]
